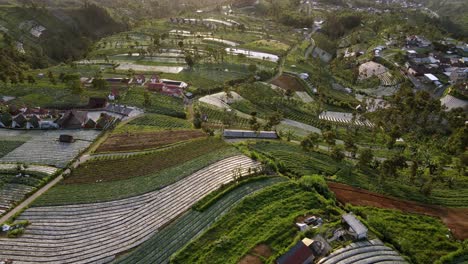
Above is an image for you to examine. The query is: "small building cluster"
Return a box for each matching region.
[404,36,468,88]
[277,213,369,264]
[0,98,141,130]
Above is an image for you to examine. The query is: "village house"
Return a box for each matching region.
[56,110,89,129]
[277,236,330,264]
[147,75,188,97]
[450,68,468,83]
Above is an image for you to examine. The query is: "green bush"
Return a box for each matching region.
[299,175,332,199]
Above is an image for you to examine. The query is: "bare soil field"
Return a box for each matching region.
[328,182,468,240]
[96,130,206,153]
[271,74,306,92]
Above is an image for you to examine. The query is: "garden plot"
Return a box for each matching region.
[0,156,261,263]
[319,111,373,127]
[199,92,244,109]
[226,48,279,62]
[318,239,406,264]
[96,130,206,153]
[0,130,100,168]
[116,63,185,73]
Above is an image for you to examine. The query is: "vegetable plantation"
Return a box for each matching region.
[34,140,240,205]
[116,113,192,133]
[120,88,186,118]
[116,177,284,264]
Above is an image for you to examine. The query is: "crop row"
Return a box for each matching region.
[116,177,284,264]
[34,144,240,205]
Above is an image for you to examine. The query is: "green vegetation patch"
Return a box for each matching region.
[34,139,239,205]
[0,140,25,158]
[171,181,334,264]
[65,138,231,184]
[116,177,284,264]
[249,141,343,176]
[114,113,191,134]
[352,206,462,264]
[120,88,186,118]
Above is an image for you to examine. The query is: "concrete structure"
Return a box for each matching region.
[223,130,278,139]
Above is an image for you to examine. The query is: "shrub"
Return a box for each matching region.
[7,228,25,238]
[299,175,332,199]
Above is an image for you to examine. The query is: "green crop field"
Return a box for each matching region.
[197,103,252,129]
[351,206,463,264]
[66,138,227,184]
[171,181,338,264]
[0,140,25,158]
[120,88,186,118]
[34,139,239,205]
[249,141,344,176]
[116,177,284,264]
[113,113,191,134]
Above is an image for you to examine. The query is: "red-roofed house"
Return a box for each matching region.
[147,75,188,97]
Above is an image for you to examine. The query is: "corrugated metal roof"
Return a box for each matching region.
[342,213,368,235]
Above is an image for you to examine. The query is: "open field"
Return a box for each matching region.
[96,130,206,153]
[34,140,240,205]
[171,181,337,263]
[329,182,468,240]
[0,156,260,263]
[115,177,284,263]
[0,130,100,168]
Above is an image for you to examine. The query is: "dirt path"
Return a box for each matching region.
[328,182,468,240]
[0,175,64,224]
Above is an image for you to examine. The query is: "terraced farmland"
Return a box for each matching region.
[249,141,343,176]
[34,140,241,205]
[96,130,206,153]
[114,113,192,134]
[318,239,406,264]
[0,130,100,168]
[116,177,284,264]
[0,156,261,263]
[171,181,335,263]
[0,165,58,216]
[119,89,186,118]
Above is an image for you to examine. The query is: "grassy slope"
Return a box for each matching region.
[171,181,334,264]
[116,177,285,264]
[352,206,462,264]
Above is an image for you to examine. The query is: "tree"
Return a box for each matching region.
[193,111,202,129]
[185,53,195,69]
[143,91,152,107]
[249,112,261,132]
[92,78,108,90]
[322,130,336,151]
[27,75,35,85]
[264,112,282,131]
[301,132,321,151]
[358,148,373,168]
[178,41,184,50]
[69,79,84,95]
[344,134,358,158]
[331,146,345,161]
[248,63,257,74]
